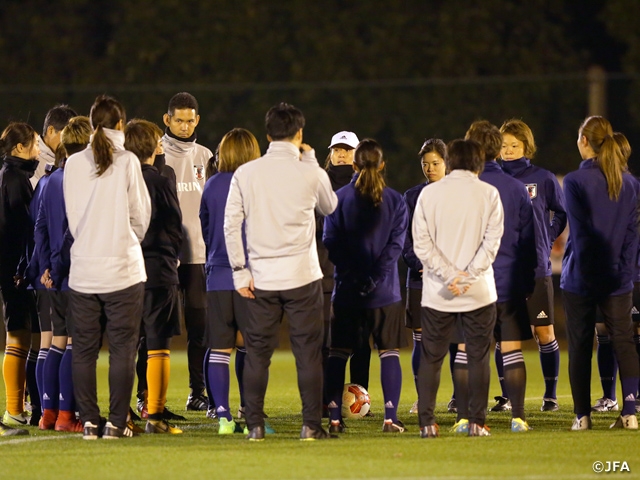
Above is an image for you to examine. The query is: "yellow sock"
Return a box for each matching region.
[147,350,170,416]
[3,345,28,415]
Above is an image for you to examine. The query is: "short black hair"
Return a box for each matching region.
[43,104,77,136]
[446,139,484,174]
[265,102,305,141]
[167,92,199,116]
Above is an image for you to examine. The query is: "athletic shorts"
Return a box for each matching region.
[50,290,70,337]
[526,276,554,326]
[1,283,37,333]
[330,301,408,351]
[36,289,53,333]
[494,299,533,342]
[205,290,248,349]
[405,287,422,329]
[142,285,182,344]
[633,282,640,323]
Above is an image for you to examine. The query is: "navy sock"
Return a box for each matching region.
[36,348,48,410]
[634,335,640,396]
[495,344,507,398]
[59,345,75,412]
[235,347,246,408]
[380,350,402,423]
[203,348,215,409]
[596,334,617,400]
[503,350,526,420]
[411,331,421,392]
[326,351,349,422]
[539,339,560,399]
[620,377,638,416]
[208,351,232,421]
[26,349,40,412]
[43,346,64,410]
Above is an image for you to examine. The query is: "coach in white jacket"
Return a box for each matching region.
[64,95,151,439]
[224,103,337,441]
[412,139,503,438]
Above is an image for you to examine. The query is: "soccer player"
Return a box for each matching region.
[413,139,503,438]
[36,116,92,432]
[323,138,408,434]
[402,138,451,415]
[0,122,40,434]
[562,117,640,430]
[124,119,183,434]
[64,95,151,439]
[200,128,260,434]
[463,120,536,433]
[317,131,361,413]
[224,102,338,441]
[32,104,77,188]
[162,92,213,412]
[499,119,566,412]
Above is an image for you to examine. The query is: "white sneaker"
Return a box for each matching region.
[409,399,419,414]
[610,414,638,430]
[571,415,592,430]
[591,397,619,412]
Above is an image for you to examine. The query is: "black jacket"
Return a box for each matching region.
[0,155,37,283]
[141,163,183,288]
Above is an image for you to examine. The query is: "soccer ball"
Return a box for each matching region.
[341,383,371,419]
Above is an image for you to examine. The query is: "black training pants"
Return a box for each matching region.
[563,289,640,416]
[418,303,496,426]
[243,280,324,431]
[70,282,144,428]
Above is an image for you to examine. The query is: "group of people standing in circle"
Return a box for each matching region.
[0,92,638,440]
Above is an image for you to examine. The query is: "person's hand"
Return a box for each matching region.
[447,272,470,296]
[237,278,255,299]
[300,143,312,152]
[358,276,377,297]
[41,269,54,289]
[13,275,24,288]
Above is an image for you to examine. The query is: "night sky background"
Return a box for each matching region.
[1,0,639,193]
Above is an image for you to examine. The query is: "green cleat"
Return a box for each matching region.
[0,421,28,436]
[511,418,532,432]
[450,419,469,434]
[3,411,29,427]
[218,418,243,435]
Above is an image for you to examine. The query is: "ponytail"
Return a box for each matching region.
[92,125,114,176]
[600,134,628,200]
[354,139,386,207]
[89,95,126,176]
[579,116,627,200]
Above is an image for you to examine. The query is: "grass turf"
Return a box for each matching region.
[1,349,638,479]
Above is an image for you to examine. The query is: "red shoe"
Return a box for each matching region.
[55,410,83,432]
[39,409,58,430]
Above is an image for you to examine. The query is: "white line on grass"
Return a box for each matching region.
[0,435,79,446]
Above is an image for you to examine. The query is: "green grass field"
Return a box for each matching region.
[1,349,638,479]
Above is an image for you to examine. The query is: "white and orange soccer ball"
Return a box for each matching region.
[341,383,371,419]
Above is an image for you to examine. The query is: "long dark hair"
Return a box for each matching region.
[354,139,386,206]
[0,122,37,157]
[90,95,126,176]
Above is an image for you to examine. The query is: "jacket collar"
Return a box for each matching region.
[501,157,530,176]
